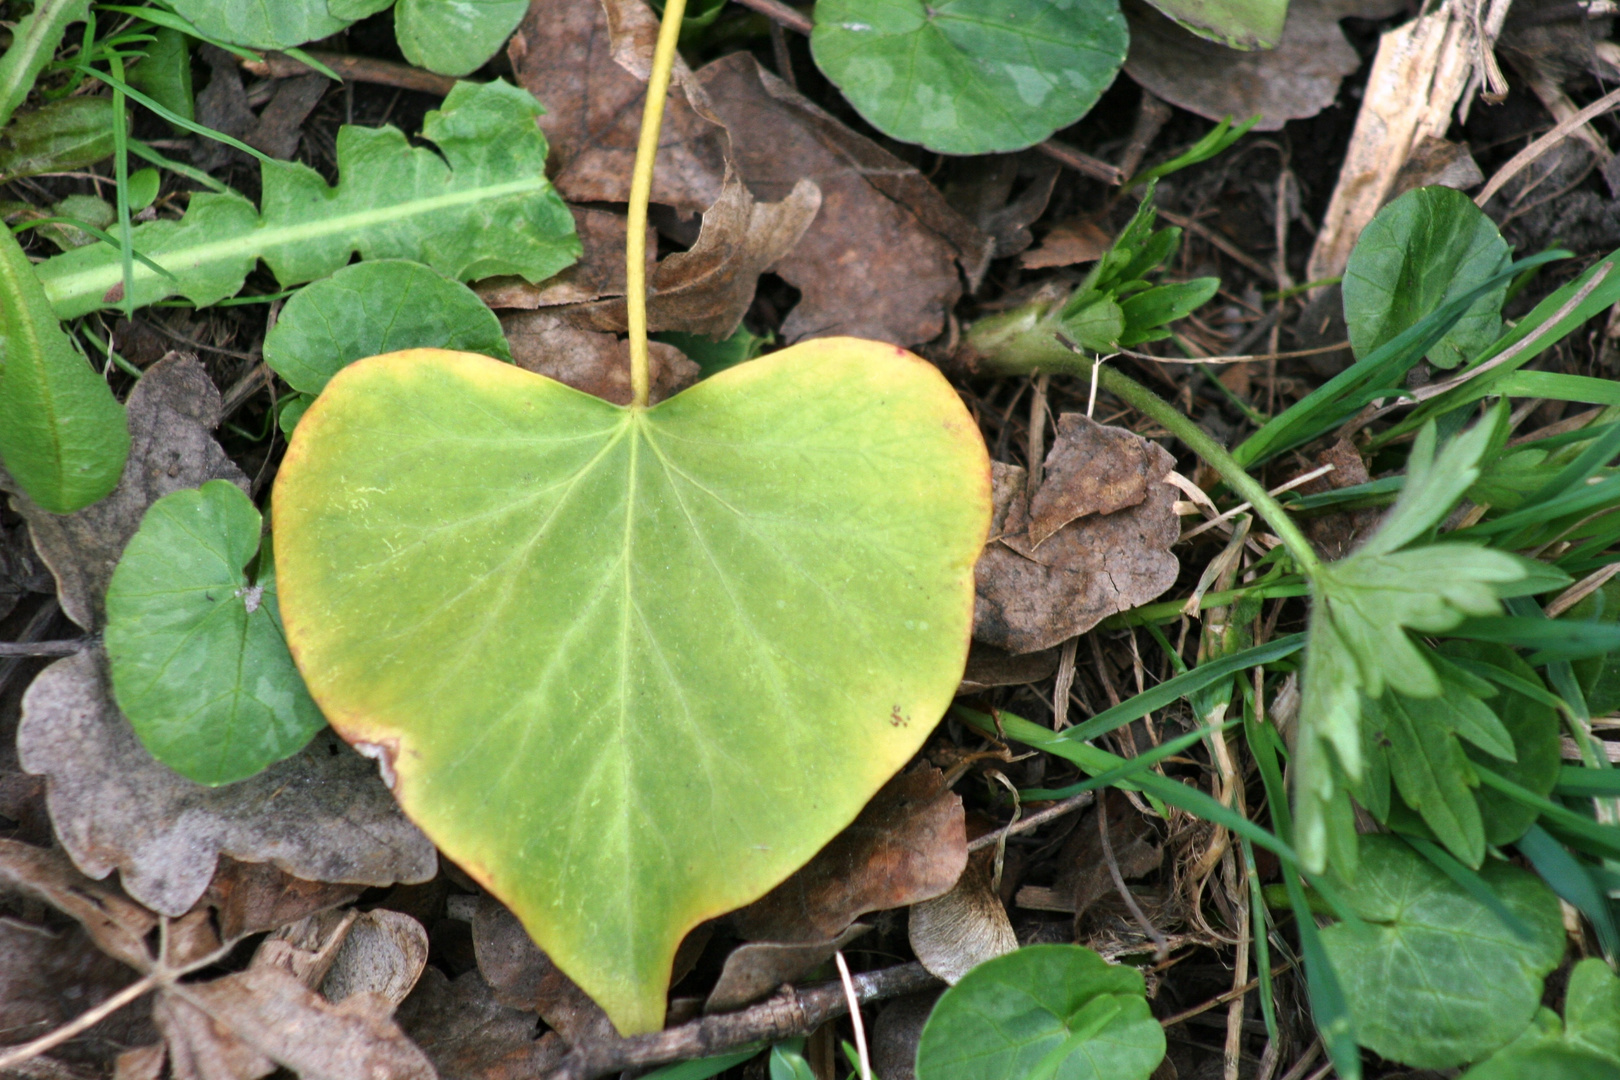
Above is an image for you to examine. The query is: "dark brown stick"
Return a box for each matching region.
[732,0,813,34]
[242,51,458,97]
[546,963,939,1079]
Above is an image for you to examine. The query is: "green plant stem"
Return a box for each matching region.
[625,0,688,410]
[0,0,91,132]
[1094,362,1324,580]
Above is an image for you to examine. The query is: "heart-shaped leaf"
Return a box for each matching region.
[810,0,1127,155]
[396,0,529,77]
[273,339,990,1034]
[915,944,1165,1080]
[105,480,326,785]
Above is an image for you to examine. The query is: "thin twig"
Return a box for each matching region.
[243,51,457,96]
[1098,796,1170,960]
[0,640,89,657]
[1116,342,1351,365]
[1156,207,1279,285]
[1036,139,1126,185]
[731,0,812,33]
[545,964,939,1080]
[1179,465,1333,544]
[1547,561,1620,618]
[1159,962,1293,1028]
[966,790,1096,852]
[0,973,161,1069]
[1478,84,1620,206]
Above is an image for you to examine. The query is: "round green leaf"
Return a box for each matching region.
[915,944,1165,1080]
[167,0,361,50]
[273,340,990,1035]
[810,0,1127,156]
[264,260,511,397]
[1342,186,1511,370]
[104,480,327,786]
[395,0,529,78]
[1135,0,1286,50]
[1320,835,1566,1069]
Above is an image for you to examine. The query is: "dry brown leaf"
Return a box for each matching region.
[908,847,1017,986]
[732,767,966,943]
[18,650,437,917]
[202,857,364,942]
[974,424,1180,655]
[1028,414,1173,546]
[471,896,615,1048]
[320,910,430,1008]
[1296,438,1380,562]
[1020,219,1113,270]
[945,155,1060,260]
[0,353,247,632]
[508,0,726,215]
[561,173,822,338]
[167,966,436,1080]
[154,992,275,1080]
[500,312,699,405]
[114,1042,166,1080]
[0,916,149,1052]
[957,643,1061,694]
[0,838,155,968]
[703,923,869,1014]
[396,968,563,1080]
[697,53,993,346]
[253,908,358,989]
[1014,791,1162,935]
[474,208,653,311]
[1123,0,1407,131]
[242,74,329,160]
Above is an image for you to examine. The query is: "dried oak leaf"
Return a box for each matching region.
[731,767,966,943]
[559,172,822,338]
[696,53,993,346]
[508,0,726,214]
[0,838,155,968]
[1020,219,1113,270]
[908,846,1016,986]
[18,650,437,917]
[475,207,654,310]
[471,896,616,1048]
[704,923,869,1014]
[1,352,247,632]
[974,417,1180,655]
[1123,0,1406,131]
[501,312,699,405]
[397,968,562,1080]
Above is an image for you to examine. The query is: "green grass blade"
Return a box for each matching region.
[1516,823,1619,960]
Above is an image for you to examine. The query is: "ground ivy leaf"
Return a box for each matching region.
[395,0,529,78]
[0,216,127,514]
[264,260,511,398]
[166,0,382,50]
[1342,186,1511,370]
[914,945,1164,1080]
[37,80,580,318]
[273,340,991,1035]
[1320,836,1565,1070]
[810,0,1127,156]
[104,480,325,786]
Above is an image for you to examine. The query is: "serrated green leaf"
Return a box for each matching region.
[396,0,528,77]
[165,0,363,49]
[104,480,326,785]
[809,0,1127,156]
[1320,836,1565,1070]
[0,97,121,183]
[915,945,1164,1080]
[1361,417,1497,557]
[273,339,991,1034]
[0,216,127,514]
[1366,690,1485,866]
[1343,187,1511,370]
[37,80,580,318]
[264,260,511,397]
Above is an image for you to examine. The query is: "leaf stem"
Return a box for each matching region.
[1093,360,1324,579]
[625,0,688,410]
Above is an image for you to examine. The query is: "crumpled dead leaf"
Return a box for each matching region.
[974,415,1180,655]
[0,916,150,1053]
[475,207,654,311]
[470,896,615,1048]
[202,856,364,942]
[558,172,822,338]
[1,352,248,632]
[1123,0,1407,131]
[957,643,1061,694]
[1020,218,1113,270]
[501,312,699,405]
[732,767,966,943]
[703,923,869,1014]
[320,909,430,1007]
[396,968,562,1080]
[697,53,992,346]
[1296,438,1380,562]
[945,155,1060,260]
[18,650,437,917]
[508,0,726,215]
[908,847,1017,986]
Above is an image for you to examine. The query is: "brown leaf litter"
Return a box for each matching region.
[703,924,870,1014]
[731,767,966,944]
[502,312,700,405]
[974,413,1181,655]
[907,843,1017,986]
